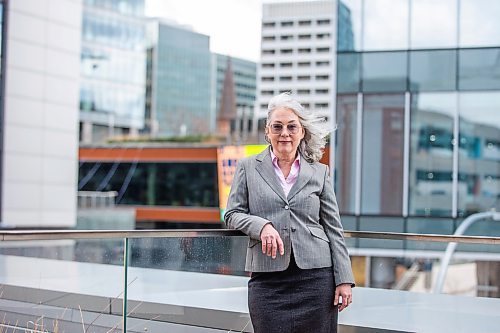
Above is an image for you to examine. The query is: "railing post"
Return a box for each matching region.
[123,237,129,332]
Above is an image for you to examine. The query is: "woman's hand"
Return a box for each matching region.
[334,283,352,312]
[260,223,284,259]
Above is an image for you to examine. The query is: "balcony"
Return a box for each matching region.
[0,229,499,332]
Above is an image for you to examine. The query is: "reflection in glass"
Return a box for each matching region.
[459,48,500,91]
[410,0,457,49]
[78,162,219,207]
[363,0,409,50]
[460,0,500,47]
[409,50,457,92]
[406,218,454,251]
[362,51,407,92]
[409,93,456,217]
[337,53,360,93]
[335,94,357,214]
[337,0,362,51]
[458,92,500,216]
[361,94,405,215]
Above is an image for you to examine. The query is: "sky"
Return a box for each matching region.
[145,0,319,62]
[145,0,263,62]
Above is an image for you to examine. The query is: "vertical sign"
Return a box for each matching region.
[217,145,267,221]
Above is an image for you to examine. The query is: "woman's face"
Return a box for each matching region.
[266,107,305,157]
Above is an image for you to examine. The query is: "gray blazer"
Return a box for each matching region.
[224,147,355,286]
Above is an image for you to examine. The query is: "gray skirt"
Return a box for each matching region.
[248,251,338,333]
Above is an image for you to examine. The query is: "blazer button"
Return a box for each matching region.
[284,205,289,210]
[291,227,296,232]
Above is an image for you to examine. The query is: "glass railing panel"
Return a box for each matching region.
[342,235,500,333]
[0,238,125,333]
[124,235,250,332]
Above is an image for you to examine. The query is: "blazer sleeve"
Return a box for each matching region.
[319,165,356,287]
[224,159,270,240]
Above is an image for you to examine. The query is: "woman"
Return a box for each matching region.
[224,93,354,333]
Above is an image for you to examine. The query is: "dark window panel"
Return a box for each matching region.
[409,50,457,92]
[362,51,407,92]
[337,52,360,93]
[459,48,500,91]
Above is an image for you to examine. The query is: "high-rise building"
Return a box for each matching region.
[146,19,211,137]
[0,0,81,227]
[211,53,257,140]
[79,0,146,143]
[254,0,336,141]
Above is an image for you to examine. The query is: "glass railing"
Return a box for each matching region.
[0,228,499,332]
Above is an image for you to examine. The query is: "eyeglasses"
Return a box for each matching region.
[269,123,302,134]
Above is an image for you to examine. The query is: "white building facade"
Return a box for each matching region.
[1,0,82,227]
[254,0,336,141]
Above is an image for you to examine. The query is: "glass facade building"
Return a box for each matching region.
[336,0,500,222]
[147,20,211,137]
[211,53,257,134]
[80,0,146,143]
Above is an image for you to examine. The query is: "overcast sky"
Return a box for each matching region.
[145,0,263,61]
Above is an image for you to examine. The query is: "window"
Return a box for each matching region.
[315,89,329,94]
[410,50,456,92]
[316,61,330,67]
[262,36,276,41]
[281,21,293,27]
[409,93,456,217]
[263,22,275,28]
[364,0,409,50]
[337,53,360,93]
[459,48,500,90]
[280,62,292,68]
[317,19,330,25]
[280,35,293,41]
[362,51,407,92]
[280,49,293,54]
[361,94,405,215]
[262,76,275,82]
[298,34,311,40]
[315,103,329,108]
[298,89,311,95]
[298,48,311,54]
[262,63,275,68]
[299,20,311,26]
[279,89,290,94]
[298,75,311,81]
[460,0,500,48]
[261,90,274,95]
[279,76,292,81]
[316,47,330,53]
[411,0,457,49]
[335,94,358,214]
[316,75,329,80]
[262,49,275,55]
[302,103,310,108]
[316,33,331,39]
[298,61,311,67]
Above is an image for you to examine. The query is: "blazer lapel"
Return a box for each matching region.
[287,154,314,201]
[255,147,288,203]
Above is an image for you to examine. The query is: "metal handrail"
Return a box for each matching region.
[1,229,500,244]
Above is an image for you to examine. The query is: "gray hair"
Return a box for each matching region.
[267,92,331,163]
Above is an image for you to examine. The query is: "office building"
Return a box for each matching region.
[0,0,81,227]
[254,0,336,140]
[79,0,146,143]
[146,19,211,137]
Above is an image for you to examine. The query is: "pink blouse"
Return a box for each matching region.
[270,149,301,197]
